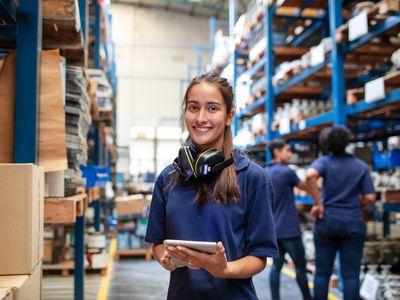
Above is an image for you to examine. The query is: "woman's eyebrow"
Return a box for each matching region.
[187,100,221,105]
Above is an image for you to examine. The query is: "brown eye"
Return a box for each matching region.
[208,105,219,112]
[187,104,199,112]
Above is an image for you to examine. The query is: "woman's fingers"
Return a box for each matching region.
[167,246,192,262]
[216,241,225,255]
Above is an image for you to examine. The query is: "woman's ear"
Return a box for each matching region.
[225,109,235,127]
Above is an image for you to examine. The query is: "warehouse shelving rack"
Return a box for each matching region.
[234,1,400,156]
[0,1,98,299]
[233,0,400,250]
[88,0,118,239]
[231,2,400,290]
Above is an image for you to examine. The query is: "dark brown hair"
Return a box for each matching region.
[170,72,240,206]
[319,126,352,155]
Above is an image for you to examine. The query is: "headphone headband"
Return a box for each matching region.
[173,144,233,180]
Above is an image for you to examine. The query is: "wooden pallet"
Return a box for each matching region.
[43,260,107,277]
[44,193,88,224]
[114,248,153,261]
[42,0,84,50]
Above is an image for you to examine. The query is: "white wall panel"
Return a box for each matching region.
[110,4,210,147]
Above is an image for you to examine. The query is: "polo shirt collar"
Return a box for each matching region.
[234,150,250,171]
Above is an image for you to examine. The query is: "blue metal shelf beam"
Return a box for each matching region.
[274,57,330,95]
[346,88,400,116]
[237,97,264,118]
[274,14,324,21]
[13,0,42,163]
[291,18,324,46]
[280,0,319,32]
[347,64,392,88]
[343,15,400,54]
[247,56,265,78]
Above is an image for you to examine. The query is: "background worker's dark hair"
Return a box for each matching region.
[319,126,352,156]
[269,138,287,159]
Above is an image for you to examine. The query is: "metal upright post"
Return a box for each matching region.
[328,0,346,125]
[78,0,88,67]
[264,4,274,163]
[93,200,101,231]
[94,1,101,69]
[74,2,88,300]
[74,214,85,300]
[13,0,42,163]
[92,124,101,232]
[229,0,238,136]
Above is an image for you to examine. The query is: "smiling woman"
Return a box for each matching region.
[145,72,278,300]
[184,77,234,152]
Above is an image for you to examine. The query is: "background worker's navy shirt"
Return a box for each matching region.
[265,162,301,239]
[145,151,278,300]
[309,153,375,222]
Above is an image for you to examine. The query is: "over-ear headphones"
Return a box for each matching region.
[173,142,234,180]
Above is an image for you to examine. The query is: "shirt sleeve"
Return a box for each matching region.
[309,157,326,177]
[244,179,278,259]
[145,173,167,244]
[287,168,300,187]
[360,167,376,195]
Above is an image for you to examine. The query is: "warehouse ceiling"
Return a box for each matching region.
[111,0,252,19]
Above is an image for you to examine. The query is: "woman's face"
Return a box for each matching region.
[185,82,234,152]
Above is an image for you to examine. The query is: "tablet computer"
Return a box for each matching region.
[163,239,217,266]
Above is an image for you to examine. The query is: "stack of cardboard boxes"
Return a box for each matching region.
[115,194,151,251]
[0,164,44,300]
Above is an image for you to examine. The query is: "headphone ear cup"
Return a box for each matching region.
[195,149,225,177]
[178,146,197,178]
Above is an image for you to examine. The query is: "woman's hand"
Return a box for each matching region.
[153,243,183,272]
[166,241,230,277]
[311,204,324,221]
[159,249,178,271]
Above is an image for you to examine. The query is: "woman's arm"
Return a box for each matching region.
[360,193,376,206]
[166,241,266,278]
[306,168,324,220]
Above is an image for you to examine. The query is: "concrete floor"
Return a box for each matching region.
[42,274,102,300]
[108,258,317,300]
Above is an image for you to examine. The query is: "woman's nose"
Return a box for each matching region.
[196,108,207,123]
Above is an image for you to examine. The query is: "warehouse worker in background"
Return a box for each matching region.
[266,138,321,300]
[145,73,278,300]
[307,126,376,300]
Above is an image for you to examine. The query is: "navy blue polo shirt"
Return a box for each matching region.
[265,162,301,239]
[309,153,375,222]
[145,151,278,300]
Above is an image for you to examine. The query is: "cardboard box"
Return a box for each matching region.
[0,164,44,275]
[0,262,42,300]
[115,194,151,216]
